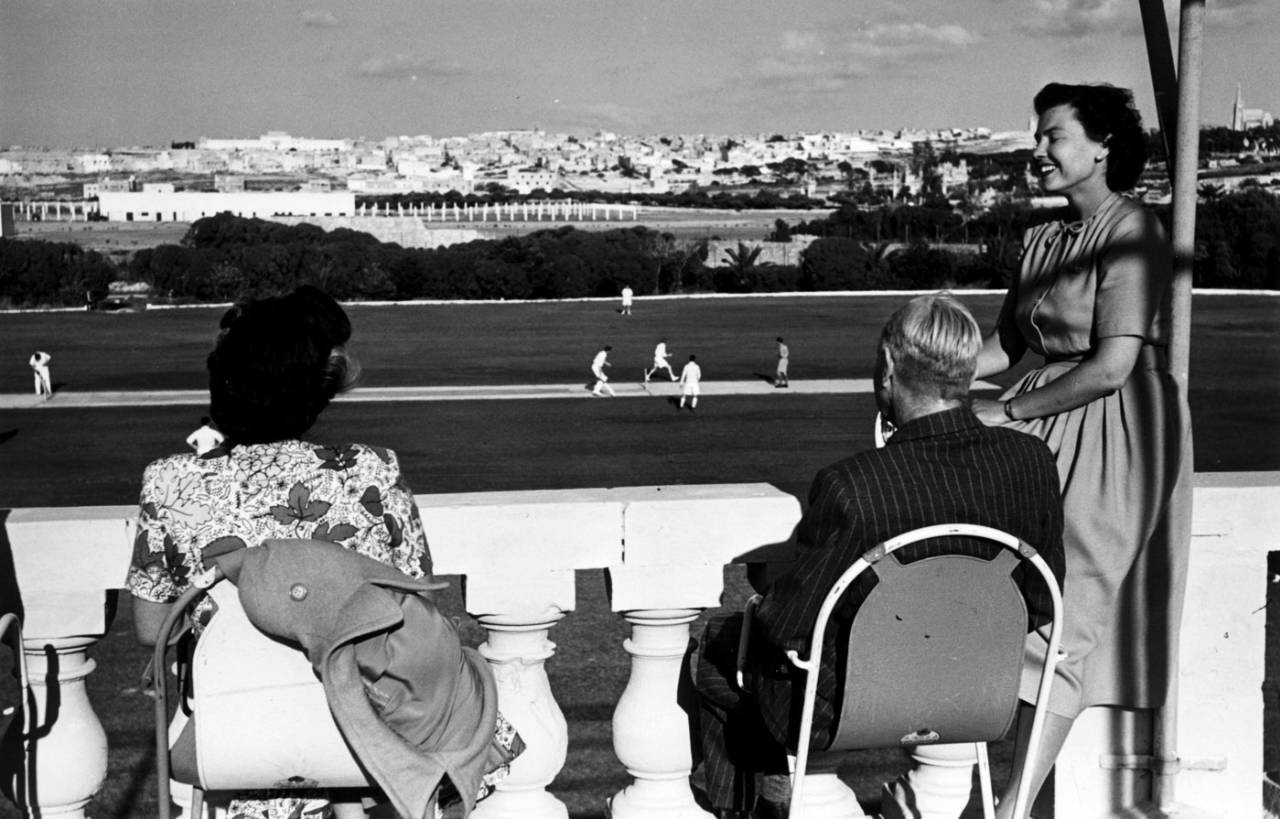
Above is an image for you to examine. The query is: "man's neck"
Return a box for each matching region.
[891,396,964,427]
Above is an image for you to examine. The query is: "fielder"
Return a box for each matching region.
[644,338,677,382]
[679,354,702,411]
[591,345,616,397]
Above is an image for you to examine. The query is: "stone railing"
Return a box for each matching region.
[2,475,1276,819]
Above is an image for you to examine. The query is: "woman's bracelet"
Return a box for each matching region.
[1003,400,1018,421]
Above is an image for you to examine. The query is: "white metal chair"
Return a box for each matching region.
[1,612,30,802]
[737,523,1063,819]
[152,568,373,819]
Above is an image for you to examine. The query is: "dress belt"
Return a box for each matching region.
[1044,344,1168,369]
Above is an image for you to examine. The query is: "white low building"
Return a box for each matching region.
[95,190,356,222]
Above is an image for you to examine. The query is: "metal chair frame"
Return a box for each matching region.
[152,566,373,819]
[738,523,1064,819]
[1,612,30,804]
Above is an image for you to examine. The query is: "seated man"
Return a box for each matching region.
[691,293,1065,819]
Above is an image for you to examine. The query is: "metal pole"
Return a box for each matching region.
[1138,0,1180,168]
[1139,0,1204,813]
[1169,0,1203,387]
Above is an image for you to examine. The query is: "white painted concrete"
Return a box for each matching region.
[3,476,1276,818]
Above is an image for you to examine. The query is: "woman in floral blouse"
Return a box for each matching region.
[129,285,431,632]
[128,286,448,819]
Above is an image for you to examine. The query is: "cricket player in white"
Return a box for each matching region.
[591,345,616,397]
[679,354,702,411]
[29,351,52,398]
[644,338,677,382]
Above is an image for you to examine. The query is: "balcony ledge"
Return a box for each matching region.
[3,473,1277,818]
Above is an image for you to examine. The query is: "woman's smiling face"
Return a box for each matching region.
[1033,103,1110,199]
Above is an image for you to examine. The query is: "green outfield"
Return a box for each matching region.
[1,292,1277,818]
[1,293,1277,508]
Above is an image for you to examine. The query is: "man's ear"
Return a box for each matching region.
[881,347,895,381]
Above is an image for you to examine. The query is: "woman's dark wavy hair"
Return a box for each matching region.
[1034,82,1148,191]
[207,285,357,445]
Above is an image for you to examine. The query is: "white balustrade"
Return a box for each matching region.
[1,476,1276,818]
[4,506,131,819]
[609,608,708,819]
[420,488,626,819]
[474,613,570,819]
[605,484,801,817]
[15,638,107,818]
[880,745,977,819]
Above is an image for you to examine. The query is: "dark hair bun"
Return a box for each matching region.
[287,284,351,349]
[208,287,353,445]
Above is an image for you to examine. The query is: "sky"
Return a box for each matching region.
[1,0,1276,148]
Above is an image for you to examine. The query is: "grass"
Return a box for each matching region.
[1,293,1277,818]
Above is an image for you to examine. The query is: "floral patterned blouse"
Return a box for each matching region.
[128,440,431,609]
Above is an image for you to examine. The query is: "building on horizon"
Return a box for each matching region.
[197,131,349,153]
[1232,85,1274,132]
[95,190,355,222]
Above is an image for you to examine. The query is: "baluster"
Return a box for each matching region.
[608,608,712,819]
[8,637,108,819]
[880,743,976,819]
[472,612,570,819]
[794,766,868,819]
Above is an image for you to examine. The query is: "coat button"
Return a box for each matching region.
[290,583,308,601]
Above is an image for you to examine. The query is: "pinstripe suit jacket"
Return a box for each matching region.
[751,406,1064,747]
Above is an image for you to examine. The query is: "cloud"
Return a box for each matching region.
[301,9,339,28]
[1019,0,1125,36]
[356,53,464,79]
[845,22,980,61]
[1200,0,1268,27]
[750,20,981,92]
[1020,0,1263,38]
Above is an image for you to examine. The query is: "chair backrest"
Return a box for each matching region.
[829,548,1025,750]
[186,580,369,790]
[155,573,371,803]
[802,524,1043,753]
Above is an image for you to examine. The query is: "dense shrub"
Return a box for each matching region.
[2,192,1277,308]
[0,239,115,308]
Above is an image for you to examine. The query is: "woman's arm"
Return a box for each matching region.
[132,598,173,646]
[129,460,186,644]
[974,326,1027,380]
[974,266,1027,380]
[972,334,1144,425]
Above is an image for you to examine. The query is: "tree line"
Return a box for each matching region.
[0,190,1276,309]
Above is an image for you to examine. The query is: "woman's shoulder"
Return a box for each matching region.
[1102,194,1164,236]
[141,451,204,480]
[305,441,402,472]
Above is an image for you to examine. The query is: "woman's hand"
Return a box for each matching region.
[982,336,1145,425]
[132,598,174,646]
[970,398,1008,426]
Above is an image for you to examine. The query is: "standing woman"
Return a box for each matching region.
[971,83,1189,816]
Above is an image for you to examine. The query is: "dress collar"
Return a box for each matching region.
[1045,191,1122,247]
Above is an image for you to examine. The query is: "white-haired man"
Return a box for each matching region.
[691,293,1065,819]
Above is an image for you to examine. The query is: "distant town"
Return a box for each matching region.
[3,95,1278,310]
[1,83,1277,227]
